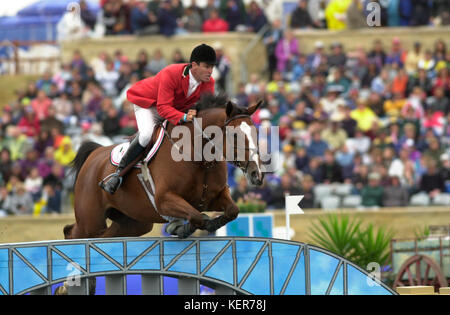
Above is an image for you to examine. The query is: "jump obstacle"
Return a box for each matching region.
[0,237,397,295]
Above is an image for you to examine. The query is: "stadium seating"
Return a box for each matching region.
[409,193,431,207]
[431,193,450,206]
[342,195,362,208]
[320,195,341,211]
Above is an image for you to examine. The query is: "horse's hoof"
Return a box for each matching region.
[176,223,196,239]
[165,220,184,236]
[204,220,219,233]
[203,216,225,233]
[177,232,189,239]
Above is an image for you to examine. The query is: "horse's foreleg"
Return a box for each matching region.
[157,192,206,238]
[203,187,239,233]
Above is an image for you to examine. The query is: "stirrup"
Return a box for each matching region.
[98,172,123,191]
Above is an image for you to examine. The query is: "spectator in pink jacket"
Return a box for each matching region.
[275,29,299,75]
[31,90,52,121]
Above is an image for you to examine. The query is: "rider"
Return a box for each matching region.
[101,44,217,194]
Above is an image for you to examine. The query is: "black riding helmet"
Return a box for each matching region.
[190,44,216,65]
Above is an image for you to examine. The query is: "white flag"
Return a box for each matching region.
[285,195,304,214]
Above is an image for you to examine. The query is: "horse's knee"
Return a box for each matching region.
[225,204,239,221]
[156,197,180,219]
[155,195,170,212]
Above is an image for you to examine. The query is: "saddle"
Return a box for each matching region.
[110,120,168,176]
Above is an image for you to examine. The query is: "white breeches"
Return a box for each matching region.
[134,105,161,147]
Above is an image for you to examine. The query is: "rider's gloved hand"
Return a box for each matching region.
[180,109,197,123]
[186,109,197,122]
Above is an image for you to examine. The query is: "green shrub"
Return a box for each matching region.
[236,192,266,213]
[352,223,395,268]
[309,213,395,269]
[413,225,430,240]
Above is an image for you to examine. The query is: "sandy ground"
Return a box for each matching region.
[0,214,164,244]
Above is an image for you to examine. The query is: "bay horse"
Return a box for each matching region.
[64,95,264,240]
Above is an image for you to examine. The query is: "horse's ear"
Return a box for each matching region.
[247,100,263,116]
[226,101,234,117]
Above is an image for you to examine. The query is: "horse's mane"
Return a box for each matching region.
[194,93,228,112]
[194,93,248,115]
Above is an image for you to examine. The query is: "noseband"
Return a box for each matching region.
[223,114,260,174]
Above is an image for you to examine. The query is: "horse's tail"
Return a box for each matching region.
[70,141,102,184]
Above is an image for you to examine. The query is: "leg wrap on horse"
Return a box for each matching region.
[165,219,197,239]
[176,223,197,239]
[100,136,146,194]
[165,216,209,239]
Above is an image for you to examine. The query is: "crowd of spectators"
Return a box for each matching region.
[59,0,450,41]
[0,43,231,216]
[1,33,450,215]
[236,34,450,210]
[60,0,271,39]
[1,1,450,215]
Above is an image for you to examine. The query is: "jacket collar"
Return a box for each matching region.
[182,64,191,78]
[181,65,189,95]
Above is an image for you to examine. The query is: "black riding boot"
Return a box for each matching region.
[101,136,146,194]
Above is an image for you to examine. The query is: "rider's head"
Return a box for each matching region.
[190,44,216,83]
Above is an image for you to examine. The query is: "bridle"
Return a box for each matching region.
[219,114,260,174]
[160,113,260,211]
[222,114,251,173]
[161,113,260,173]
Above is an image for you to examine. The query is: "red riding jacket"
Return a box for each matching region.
[127,63,215,125]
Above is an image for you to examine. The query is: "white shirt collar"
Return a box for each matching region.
[188,70,201,97]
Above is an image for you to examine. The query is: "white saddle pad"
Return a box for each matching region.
[110,121,167,168]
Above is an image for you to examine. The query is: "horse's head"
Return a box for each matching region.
[224,100,264,186]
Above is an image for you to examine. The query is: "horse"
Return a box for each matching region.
[64,94,264,240]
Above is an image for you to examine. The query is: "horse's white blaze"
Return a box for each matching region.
[240,121,261,173]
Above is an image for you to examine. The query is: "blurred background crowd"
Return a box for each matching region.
[0,0,450,216]
[58,0,450,41]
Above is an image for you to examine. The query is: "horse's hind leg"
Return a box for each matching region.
[63,222,94,239]
[99,212,153,238]
[63,218,107,239]
[63,223,76,239]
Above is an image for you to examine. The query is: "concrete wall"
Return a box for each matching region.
[271,207,450,244]
[292,26,450,54]
[0,74,40,107]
